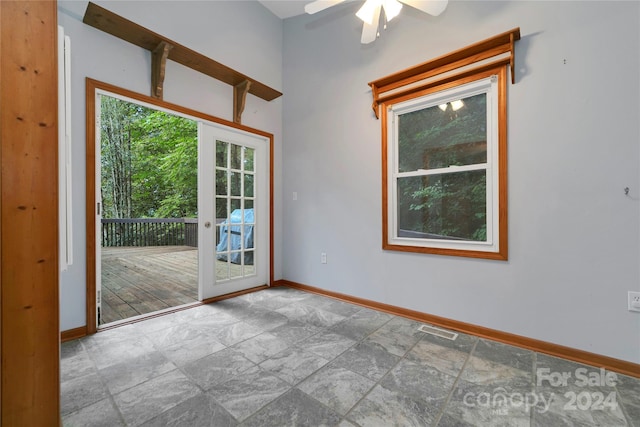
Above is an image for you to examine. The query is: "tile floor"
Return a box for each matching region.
[61,286,640,426]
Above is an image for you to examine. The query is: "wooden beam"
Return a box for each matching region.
[151,41,173,99]
[83,2,282,102]
[1,1,60,425]
[233,80,252,124]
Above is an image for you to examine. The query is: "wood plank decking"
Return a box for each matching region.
[100,246,252,325]
[100,246,199,324]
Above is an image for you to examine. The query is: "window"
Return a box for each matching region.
[372,29,519,260]
[384,71,506,259]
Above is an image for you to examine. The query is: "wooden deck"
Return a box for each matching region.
[100,246,199,325]
[100,246,252,325]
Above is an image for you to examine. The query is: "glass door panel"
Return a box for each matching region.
[198,124,268,299]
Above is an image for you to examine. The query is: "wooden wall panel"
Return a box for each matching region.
[0,1,60,425]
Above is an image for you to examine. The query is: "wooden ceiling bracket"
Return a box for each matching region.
[234,80,252,124]
[151,41,173,99]
[82,1,282,116]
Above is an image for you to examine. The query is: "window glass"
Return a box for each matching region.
[398,93,487,173]
[384,73,505,259]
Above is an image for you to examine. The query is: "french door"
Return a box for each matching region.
[198,123,269,299]
[89,83,271,331]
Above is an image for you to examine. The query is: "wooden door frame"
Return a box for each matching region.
[85,78,274,334]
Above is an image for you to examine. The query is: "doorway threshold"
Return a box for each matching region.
[98,301,202,332]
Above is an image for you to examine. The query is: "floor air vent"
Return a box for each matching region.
[418,324,458,340]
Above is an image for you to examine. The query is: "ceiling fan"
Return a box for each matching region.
[304,0,448,44]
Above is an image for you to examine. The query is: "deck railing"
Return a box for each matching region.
[101,218,198,247]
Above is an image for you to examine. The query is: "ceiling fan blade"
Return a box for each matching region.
[399,0,448,16]
[304,0,347,15]
[361,4,381,44]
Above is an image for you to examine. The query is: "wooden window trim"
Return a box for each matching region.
[375,29,520,260]
[368,28,520,118]
[382,66,508,260]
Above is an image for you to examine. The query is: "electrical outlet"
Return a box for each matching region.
[321,252,327,264]
[629,291,640,312]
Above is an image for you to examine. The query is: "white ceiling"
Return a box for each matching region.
[257,1,309,19]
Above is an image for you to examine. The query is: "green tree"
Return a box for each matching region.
[397,93,488,240]
[100,96,142,218]
[133,111,197,218]
[100,96,197,220]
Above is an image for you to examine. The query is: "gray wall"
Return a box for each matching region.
[58,0,640,364]
[58,0,284,331]
[282,1,640,363]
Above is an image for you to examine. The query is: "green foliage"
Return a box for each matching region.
[100,97,137,218]
[100,96,197,219]
[396,93,488,241]
[134,111,197,217]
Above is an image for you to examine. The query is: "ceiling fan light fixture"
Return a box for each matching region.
[304,0,449,44]
[356,0,381,25]
[382,0,403,21]
[451,99,465,111]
